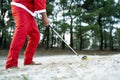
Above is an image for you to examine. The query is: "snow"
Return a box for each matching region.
[0,54,120,80]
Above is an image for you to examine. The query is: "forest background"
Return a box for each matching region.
[0,0,120,52]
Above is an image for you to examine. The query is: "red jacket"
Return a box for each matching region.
[12,0,46,14]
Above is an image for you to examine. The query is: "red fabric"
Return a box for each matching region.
[6,5,40,69]
[34,0,46,11]
[12,0,46,12]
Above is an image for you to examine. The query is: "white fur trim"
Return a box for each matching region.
[11,2,46,17]
[34,9,46,14]
[11,2,35,17]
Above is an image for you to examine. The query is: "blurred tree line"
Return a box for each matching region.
[0,0,120,50]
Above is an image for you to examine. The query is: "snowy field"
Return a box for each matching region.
[0,54,120,80]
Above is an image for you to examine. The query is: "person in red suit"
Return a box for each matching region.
[6,0,49,69]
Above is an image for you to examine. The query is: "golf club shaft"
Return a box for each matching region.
[49,25,79,56]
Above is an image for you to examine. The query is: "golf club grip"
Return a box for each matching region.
[47,25,53,29]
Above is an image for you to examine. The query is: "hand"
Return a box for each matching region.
[41,12,49,26]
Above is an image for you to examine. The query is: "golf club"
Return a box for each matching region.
[48,25,88,60]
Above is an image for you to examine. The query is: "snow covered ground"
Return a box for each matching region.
[0,54,120,80]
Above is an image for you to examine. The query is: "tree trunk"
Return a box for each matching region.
[50,29,54,48]
[109,25,113,50]
[62,34,65,49]
[79,26,83,50]
[41,27,50,49]
[80,36,83,50]
[104,30,107,49]
[3,34,7,48]
[98,14,103,50]
[0,0,7,49]
[41,33,46,47]
[0,33,3,48]
[70,26,73,48]
[46,27,50,49]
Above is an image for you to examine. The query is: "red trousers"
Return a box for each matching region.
[6,6,40,69]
